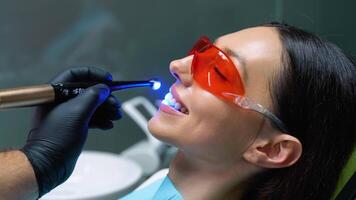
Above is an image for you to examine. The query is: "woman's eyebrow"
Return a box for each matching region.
[223,48,248,81]
[213,39,247,66]
[214,38,248,79]
[224,48,247,68]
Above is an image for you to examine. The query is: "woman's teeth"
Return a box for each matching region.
[162,92,188,114]
[163,93,181,110]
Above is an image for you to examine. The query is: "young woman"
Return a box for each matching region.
[122,23,356,200]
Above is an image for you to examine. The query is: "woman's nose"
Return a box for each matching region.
[169,55,194,86]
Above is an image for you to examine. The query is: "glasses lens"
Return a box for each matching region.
[189,37,289,133]
[190,37,245,101]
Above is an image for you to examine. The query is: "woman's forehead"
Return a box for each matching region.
[215,27,282,58]
[214,27,283,80]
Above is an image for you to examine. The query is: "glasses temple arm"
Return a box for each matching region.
[227,93,290,133]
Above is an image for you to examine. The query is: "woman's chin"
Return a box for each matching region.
[147,117,176,145]
[148,118,165,139]
[147,118,158,135]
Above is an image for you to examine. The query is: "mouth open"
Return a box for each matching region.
[161,91,189,114]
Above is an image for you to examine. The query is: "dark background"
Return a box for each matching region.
[0,0,355,153]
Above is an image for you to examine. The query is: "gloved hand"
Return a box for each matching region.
[21,67,122,198]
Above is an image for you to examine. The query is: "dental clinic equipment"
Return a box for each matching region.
[121,96,165,176]
[121,96,178,176]
[0,79,161,109]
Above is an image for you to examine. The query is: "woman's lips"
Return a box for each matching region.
[159,102,186,116]
[170,85,188,113]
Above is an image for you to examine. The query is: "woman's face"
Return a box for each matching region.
[148,27,283,164]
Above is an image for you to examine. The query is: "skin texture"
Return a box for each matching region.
[0,151,38,200]
[148,27,302,200]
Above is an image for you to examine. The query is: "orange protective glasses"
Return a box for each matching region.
[189,36,289,133]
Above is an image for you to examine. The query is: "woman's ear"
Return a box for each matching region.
[242,134,302,168]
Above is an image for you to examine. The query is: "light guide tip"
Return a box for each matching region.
[150,79,161,90]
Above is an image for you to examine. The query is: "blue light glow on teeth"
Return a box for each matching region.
[161,88,188,114]
[163,92,182,111]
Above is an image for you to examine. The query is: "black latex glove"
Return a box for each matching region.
[21,67,122,198]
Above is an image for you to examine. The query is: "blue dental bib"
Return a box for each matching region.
[120,176,183,200]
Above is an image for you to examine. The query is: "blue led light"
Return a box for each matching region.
[151,80,161,90]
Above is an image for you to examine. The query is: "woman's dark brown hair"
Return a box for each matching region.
[242,22,356,200]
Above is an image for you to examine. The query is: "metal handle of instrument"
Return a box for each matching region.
[0,85,55,109]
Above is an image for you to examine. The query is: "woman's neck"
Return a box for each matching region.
[168,150,259,200]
